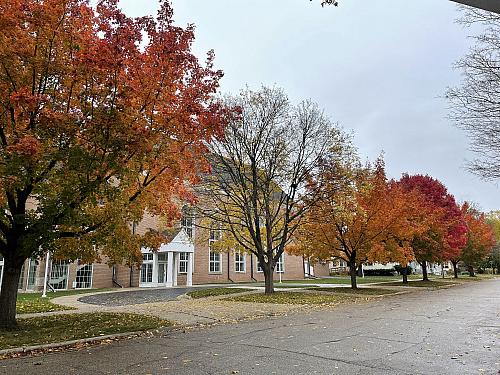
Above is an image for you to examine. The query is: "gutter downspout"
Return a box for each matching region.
[227,253,233,283]
[250,254,257,282]
[129,222,136,287]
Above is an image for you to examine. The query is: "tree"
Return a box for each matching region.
[398,175,467,281]
[447,8,500,180]
[196,86,348,294]
[460,204,495,276]
[293,158,428,288]
[485,211,500,274]
[0,0,229,328]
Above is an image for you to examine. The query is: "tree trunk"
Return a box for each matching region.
[0,258,23,329]
[452,261,458,279]
[467,265,475,277]
[402,266,408,284]
[349,258,357,289]
[263,265,274,294]
[421,261,429,281]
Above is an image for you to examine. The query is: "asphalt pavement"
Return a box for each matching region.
[2,279,499,375]
[78,287,201,306]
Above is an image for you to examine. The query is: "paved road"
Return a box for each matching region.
[78,287,201,306]
[2,280,499,375]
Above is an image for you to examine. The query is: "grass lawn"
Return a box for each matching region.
[187,287,254,299]
[0,313,169,350]
[226,291,353,305]
[17,289,109,315]
[451,274,499,282]
[376,280,457,288]
[281,276,402,284]
[308,287,399,295]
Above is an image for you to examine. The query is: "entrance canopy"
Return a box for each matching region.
[158,230,194,254]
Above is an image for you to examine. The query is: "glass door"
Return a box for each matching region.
[157,253,168,284]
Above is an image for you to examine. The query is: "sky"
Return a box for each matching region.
[116,0,499,211]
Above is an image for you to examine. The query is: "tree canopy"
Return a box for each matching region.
[0,0,229,327]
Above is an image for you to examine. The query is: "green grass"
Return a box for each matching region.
[187,287,254,299]
[308,287,399,295]
[17,289,109,314]
[274,284,317,289]
[0,313,169,350]
[377,280,457,288]
[281,276,402,284]
[226,291,353,305]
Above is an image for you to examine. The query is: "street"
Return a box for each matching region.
[2,280,499,375]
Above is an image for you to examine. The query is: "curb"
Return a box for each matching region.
[0,328,168,359]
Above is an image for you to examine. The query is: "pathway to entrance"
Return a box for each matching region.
[78,286,201,306]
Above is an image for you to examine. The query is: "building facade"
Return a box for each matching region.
[4,210,306,293]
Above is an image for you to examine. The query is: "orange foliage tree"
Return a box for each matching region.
[458,203,495,277]
[0,0,230,327]
[291,158,429,288]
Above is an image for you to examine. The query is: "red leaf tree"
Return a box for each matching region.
[398,175,467,281]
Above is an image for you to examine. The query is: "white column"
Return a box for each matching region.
[166,251,174,287]
[152,252,159,286]
[42,251,50,298]
[186,252,193,287]
[173,252,179,286]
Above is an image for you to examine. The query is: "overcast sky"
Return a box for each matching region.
[117,0,498,211]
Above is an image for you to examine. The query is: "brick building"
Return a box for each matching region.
[4,209,306,293]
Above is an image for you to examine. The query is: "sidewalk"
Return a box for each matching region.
[18,287,308,326]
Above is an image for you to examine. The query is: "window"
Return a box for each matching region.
[75,264,93,289]
[209,251,221,273]
[234,251,246,273]
[257,259,264,273]
[257,254,284,273]
[140,253,154,284]
[27,259,38,290]
[209,229,222,273]
[179,253,188,274]
[276,253,284,273]
[181,215,194,240]
[50,261,69,290]
[18,263,26,289]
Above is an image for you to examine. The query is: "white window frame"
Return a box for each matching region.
[257,258,264,273]
[234,251,246,273]
[181,214,195,240]
[209,228,222,274]
[75,263,93,289]
[276,253,285,273]
[49,261,70,291]
[257,254,284,273]
[179,253,188,274]
[140,253,154,284]
[27,258,39,291]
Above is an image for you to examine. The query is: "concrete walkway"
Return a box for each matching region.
[18,286,308,326]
